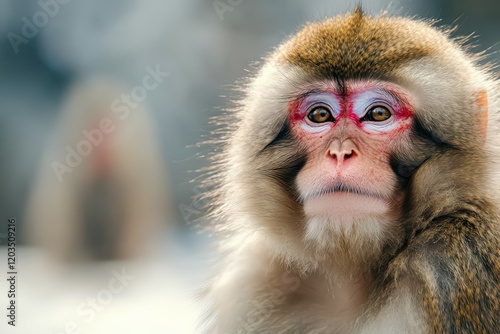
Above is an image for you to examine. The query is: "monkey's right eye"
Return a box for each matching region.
[306,106,334,124]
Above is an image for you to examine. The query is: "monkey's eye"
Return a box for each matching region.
[306,106,334,124]
[362,106,392,122]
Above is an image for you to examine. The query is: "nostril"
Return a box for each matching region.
[329,150,357,163]
[344,150,355,159]
[327,140,359,164]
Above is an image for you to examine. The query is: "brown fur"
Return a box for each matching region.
[281,7,440,79]
[386,197,500,333]
[201,7,500,334]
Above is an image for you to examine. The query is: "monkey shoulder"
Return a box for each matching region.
[199,240,293,332]
[203,240,361,333]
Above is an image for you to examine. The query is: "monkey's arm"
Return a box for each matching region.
[361,214,500,334]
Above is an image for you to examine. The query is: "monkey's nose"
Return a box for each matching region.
[328,140,359,166]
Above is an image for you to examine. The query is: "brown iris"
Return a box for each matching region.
[307,106,334,123]
[365,106,392,122]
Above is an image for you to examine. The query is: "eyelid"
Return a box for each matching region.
[351,89,398,117]
[300,92,341,118]
[305,104,335,126]
[361,102,393,118]
[360,105,393,124]
[306,102,333,114]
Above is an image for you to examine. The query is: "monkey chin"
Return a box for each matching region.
[301,193,395,271]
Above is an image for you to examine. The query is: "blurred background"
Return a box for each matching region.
[0,0,498,333]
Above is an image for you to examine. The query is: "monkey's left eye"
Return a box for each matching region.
[306,106,334,124]
[362,106,392,122]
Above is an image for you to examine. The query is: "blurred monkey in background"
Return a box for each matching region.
[25,79,171,261]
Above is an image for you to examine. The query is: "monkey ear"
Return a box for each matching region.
[475,89,488,144]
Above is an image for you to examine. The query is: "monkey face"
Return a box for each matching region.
[212,10,492,271]
[291,80,414,223]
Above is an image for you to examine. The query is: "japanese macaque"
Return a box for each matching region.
[25,79,171,261]
[200,8,500,333]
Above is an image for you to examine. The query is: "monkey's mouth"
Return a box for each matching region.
[301,183,389,217]
[302,183,384,202]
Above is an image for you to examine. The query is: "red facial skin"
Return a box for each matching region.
[91,119,113,178]
[290,80,414,216]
